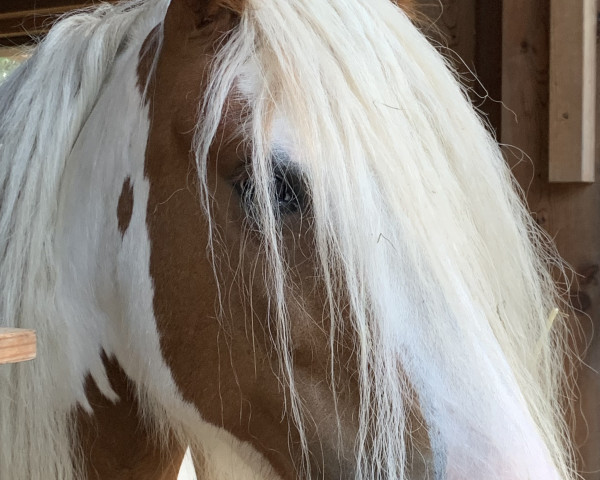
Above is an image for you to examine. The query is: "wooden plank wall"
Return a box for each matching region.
[417,0,600,477]
[501,1,600,477]
[415,0,502,137]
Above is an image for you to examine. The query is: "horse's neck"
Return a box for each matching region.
[51,45,155,403]
[52,39,192,477]
[51,40,195,421]
[76,354,186,480]
[49,38,283,480]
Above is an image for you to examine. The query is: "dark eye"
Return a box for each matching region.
[234,164,305,216]
[273,170,301,214]
[234,177,253,205]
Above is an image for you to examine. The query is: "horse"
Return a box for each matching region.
[0,0,577,478]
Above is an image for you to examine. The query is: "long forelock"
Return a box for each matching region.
[196,0,576,478]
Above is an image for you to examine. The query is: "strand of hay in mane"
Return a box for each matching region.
[535,307,561,359]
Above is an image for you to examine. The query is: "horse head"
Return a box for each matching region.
[0,0,575,479]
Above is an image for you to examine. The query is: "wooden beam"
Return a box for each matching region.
[0,1,118,42]
[549,0,597,182]
[0,5,88,40]
[0,36,36,47]
[0,0,92,13]
[0,328,36,365]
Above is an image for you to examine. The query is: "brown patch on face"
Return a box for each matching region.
[76,354,185,480]
[167,0,246,31]
[117,177,134,237]
[189,0,246,17]
[139,0,430,477]
[140,5,302,477]
[140,6,357,473]
[393,0,418,20]
[216,0,246,13]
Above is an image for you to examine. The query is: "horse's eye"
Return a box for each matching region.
[235,178,253,204]
[234,166,304,216]
[273,171,301,214]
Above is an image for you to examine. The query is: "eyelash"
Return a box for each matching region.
[234,167,304,216]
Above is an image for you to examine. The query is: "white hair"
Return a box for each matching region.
[0,1,167,478]
[0,0,575,478]
[196,0,576,478]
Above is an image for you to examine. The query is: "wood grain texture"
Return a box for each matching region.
[549,0,596,182]
[415,0,476,76]
[474,0,503,138]
[502,0,600,478]
[0,0,92,14]
[0,1,117,43]
[0,328,36,364]
[0,5,85,40]
[414,0,501,138]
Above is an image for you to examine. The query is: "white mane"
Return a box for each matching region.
[0,0,575,479]
[197,0,576,478]
[0,1,167,478]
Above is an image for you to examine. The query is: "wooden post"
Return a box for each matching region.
[0,328,36,364]
[549,0,597,182]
